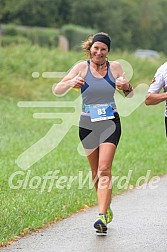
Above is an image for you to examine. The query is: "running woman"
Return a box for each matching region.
[54,32,133,234]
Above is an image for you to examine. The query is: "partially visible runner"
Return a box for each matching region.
[54,32,133,235]
[145,62,167,136]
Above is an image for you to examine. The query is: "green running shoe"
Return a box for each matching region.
[94,215,107,235]
[106,207,113,224]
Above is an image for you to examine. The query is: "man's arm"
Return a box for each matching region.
[145,62,167,105]
[145,92,167,105]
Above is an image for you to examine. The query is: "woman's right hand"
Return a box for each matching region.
[54,62,86,95]
[70,71,85,89]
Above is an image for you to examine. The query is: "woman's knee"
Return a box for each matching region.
[98,164,111,177]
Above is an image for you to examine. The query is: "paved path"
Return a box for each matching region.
[1,175,167,252]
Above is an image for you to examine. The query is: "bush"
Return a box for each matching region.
[0,24,59,48]
[1,24,18,36]
[17,27,59,47]
[0,35,29,46]
[61,24,97,51]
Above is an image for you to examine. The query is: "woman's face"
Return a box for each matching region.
[90,42,108,63]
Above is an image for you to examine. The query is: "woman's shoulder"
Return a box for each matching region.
[75,60,88,67]
[108,60,123,78]
[72,60,88,77]
[72,60,88,71]
[108,60,122,69]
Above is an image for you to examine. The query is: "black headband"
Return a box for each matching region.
[92,34,111,51]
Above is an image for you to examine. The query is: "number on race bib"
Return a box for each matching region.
[89,103,115,122]
[98,108,106,116]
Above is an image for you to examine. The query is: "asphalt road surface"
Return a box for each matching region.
[1,175,167,252]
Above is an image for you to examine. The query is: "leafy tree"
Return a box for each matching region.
[0,0,71,27]
[0,0,27,23]
[0,0,167,53]
[133,0,164,50]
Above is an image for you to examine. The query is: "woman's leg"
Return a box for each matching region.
[97,142,116,214]
[85,148,99,190]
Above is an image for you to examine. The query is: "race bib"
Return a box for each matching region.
[89,103,115,122]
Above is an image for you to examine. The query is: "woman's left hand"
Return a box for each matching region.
[116,72,130,91]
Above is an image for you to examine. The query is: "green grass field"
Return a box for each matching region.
[0,44,167,246]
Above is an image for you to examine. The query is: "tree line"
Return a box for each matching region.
[0,0,167,53]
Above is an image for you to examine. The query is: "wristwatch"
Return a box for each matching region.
[123,84,133,93]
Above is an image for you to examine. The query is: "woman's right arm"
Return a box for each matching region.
[54,62,86,96]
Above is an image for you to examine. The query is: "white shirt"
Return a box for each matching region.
[148,62,167,117]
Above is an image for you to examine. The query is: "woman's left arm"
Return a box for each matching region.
[111,61,133,97]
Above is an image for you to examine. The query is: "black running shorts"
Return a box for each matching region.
[79,113,121,149]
